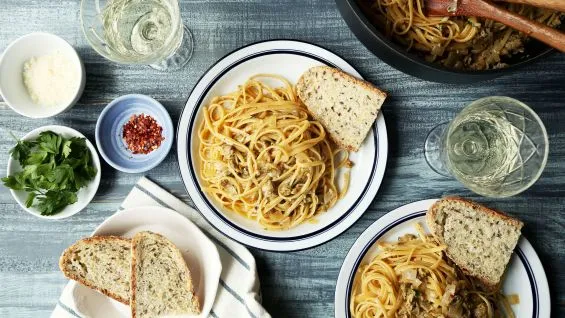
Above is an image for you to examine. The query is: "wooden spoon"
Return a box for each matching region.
[424,0,565,53]
[495,0,565,13]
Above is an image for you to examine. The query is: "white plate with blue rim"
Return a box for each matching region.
[176,40,388,251]
[334,199,550,318]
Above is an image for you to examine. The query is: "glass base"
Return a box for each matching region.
[424,122,451,177]
[150,25,194,71]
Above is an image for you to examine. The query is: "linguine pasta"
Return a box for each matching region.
[350,224,515,318]
[198,75,351,230]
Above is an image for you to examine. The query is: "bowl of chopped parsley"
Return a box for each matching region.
[2,125,101,219]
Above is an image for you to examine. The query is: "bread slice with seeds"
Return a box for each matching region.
[131,231,200,318]
[427,197,524,291]
[296,66,387,151]
[59,236,131,304]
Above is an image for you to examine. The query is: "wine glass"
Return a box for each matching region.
[80,0,193,71]
[424,96,548,197]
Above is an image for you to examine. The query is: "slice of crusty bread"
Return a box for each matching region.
[131,231,200,318]
[427,197,524,291]
[59,236,131,304]
[296,66,387,152]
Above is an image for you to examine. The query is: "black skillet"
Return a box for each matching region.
[336,0,561,83]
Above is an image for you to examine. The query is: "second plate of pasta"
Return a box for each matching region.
[334,199,550,318]
[176,40,388,251]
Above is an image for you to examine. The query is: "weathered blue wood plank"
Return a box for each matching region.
[0,0,564,317]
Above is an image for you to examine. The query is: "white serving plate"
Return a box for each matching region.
[69,206,222,318]
[335,199,550,318]
[176,40,388,251]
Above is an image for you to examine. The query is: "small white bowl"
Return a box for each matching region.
[6,125,101,219]
[0,32,86,118]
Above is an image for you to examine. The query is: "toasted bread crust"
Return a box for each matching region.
[427,197,523,291]
[428,197,524,232]
[59,236,131,305]
[296,66,387,152]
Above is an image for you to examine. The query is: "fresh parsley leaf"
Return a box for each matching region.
[47,164,75,191]
[8,132,37,166]
[14,172,29,190]
[67,137,88,159]
[83,164,98,179]
[62,140,72,158]
[22,163,38,177]
[38,131,62,154]
[36,190,78,216]
[61,157,81,169]
[2,175,24,190]
[25,192,36,208]
[35,163,55,177]
[25,151,48,165]
[74,163,97,190]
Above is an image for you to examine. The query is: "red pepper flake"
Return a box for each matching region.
[122,113,164,154]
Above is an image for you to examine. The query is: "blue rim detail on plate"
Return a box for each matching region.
[344,210,539,318]
[516,247,539,318]
[184,49,379,242]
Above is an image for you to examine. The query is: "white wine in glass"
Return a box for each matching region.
[81,0,193,71]
[425,96,548,197]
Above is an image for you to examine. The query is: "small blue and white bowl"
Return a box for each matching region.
[95,94,173,173]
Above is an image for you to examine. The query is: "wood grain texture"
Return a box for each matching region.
[498,0,565,13]
[0,0,564,317]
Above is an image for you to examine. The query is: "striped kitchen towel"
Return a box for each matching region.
[52,176,271,318]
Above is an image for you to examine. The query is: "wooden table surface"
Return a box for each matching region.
[1,1,564,317]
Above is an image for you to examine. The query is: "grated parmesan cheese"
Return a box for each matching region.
[22,51,78,107]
